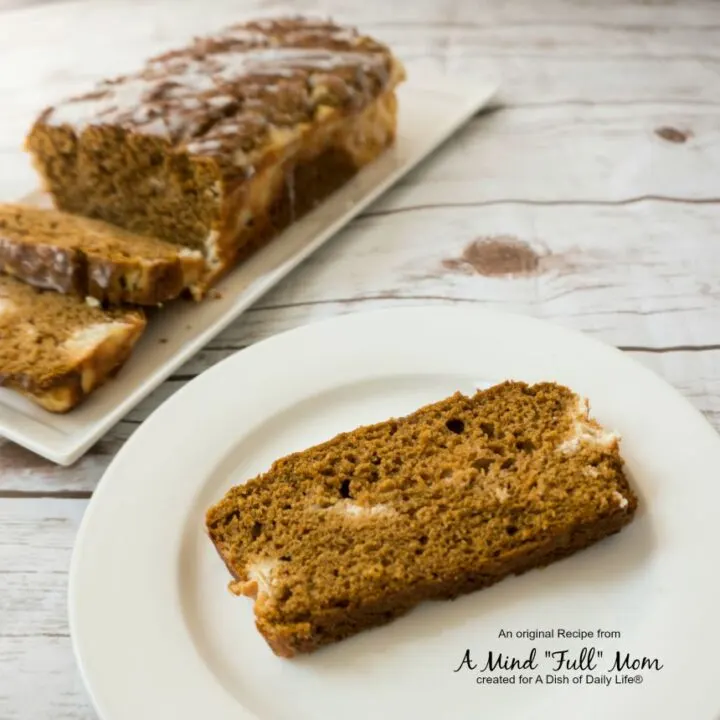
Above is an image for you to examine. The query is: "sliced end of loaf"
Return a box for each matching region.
[0,275,146,412]
[0,204,205,305]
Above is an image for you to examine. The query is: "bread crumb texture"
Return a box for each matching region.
[206,381,637,657]
[0,203,204,304]
[0,275,145,411]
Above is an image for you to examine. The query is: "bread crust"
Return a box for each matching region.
[0,205,204,305]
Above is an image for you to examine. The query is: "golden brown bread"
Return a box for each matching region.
[3,16,407,415]
[0,275,145,412]
[25,17,405,294]
[0,204,204,305]
[206,381,638,657]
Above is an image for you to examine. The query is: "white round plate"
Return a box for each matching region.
[69,306,720,720]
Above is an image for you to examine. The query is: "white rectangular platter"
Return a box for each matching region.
[0,79,497,465]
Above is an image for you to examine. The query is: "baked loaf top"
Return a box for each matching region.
[0,204,204,305]
[36,17,404,179]
[206,381,637,657]
[0,275,146,412]
[27,17,404,289]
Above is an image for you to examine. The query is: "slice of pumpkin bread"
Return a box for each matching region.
[0,275,145,412]
[0,204,204,305]
[206,381,637,657]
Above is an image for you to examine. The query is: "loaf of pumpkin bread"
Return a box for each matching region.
[26,17,405,294]
[206,381,638,657]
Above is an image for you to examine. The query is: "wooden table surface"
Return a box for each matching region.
[1,0,719,716]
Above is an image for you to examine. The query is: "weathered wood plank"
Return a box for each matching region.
[234,202,720,347]
[378,104,720,206]
[0,499,93,719]
[0,635,94,720]
[0,0,85,12]
[0,0,720,199]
